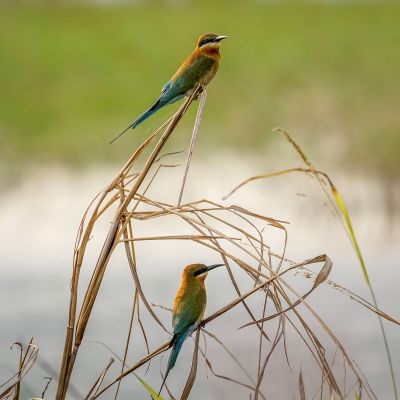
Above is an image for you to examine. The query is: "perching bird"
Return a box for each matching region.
[158,263,223,396]
[110,33,227,143]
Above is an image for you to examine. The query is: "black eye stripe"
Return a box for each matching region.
[200,37,215,47]
[193,267,207,277]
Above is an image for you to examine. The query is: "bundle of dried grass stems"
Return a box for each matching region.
[2,85,398,400]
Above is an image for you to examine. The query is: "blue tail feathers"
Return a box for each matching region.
[157,325,195,396]
[167,332,187,372]
[130,100,163,130]
[109,99,164,144]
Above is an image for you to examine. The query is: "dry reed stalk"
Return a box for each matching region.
[88,192,386,398]
[51,91,398,400]
[0,339,38,400]
[113,289,138,399]
[180,327,201,400]
[90,255,333,399]
[56,86,202,399]
[84,358,114,399]
[224,128,399,399]
[177,87,208,206]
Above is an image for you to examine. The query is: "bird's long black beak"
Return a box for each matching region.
[215,35,228,42]
[194,263,224,277]
[205,263,224,272]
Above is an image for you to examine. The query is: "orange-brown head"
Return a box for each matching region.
[196,33,228,50]
[181,263,224,286]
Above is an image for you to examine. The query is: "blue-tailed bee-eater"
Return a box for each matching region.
[110,33,227,143]
[158,263,224,396]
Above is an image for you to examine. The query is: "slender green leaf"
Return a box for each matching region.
[330,185,369,284]
[133,373,165,400]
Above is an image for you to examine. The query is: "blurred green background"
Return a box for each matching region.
[1,0,399,179]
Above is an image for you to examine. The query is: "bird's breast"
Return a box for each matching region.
[171,49,220,96]
[197,51,220,86]
[172,279,207,332]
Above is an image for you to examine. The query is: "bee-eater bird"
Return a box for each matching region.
[110,33,227,143]
[158,263,224,396]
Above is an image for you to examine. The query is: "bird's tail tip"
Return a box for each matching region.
[157,336,177,397]
[108,123,135,144]
[157,370,169,398]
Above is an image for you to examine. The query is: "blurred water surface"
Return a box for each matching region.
[0,155,399,399]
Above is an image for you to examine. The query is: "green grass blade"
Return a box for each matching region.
[330,185,370,284]
[133,372,164,400]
